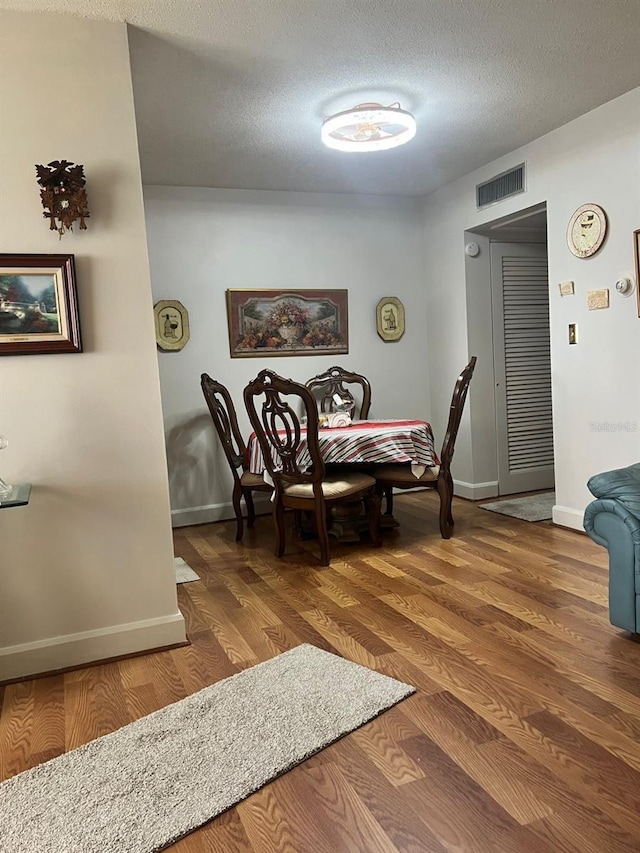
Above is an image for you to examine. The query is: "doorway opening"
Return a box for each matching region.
[465,203,554,497]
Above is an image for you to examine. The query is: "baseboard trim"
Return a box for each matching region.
[0,612,187,682]
[171,495,273,528]
[552,504,585,531]
[454,480,499,501]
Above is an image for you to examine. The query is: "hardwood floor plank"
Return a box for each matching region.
[171,808,255,852]
[30,675,65,758]
[291,761,400,852]
[0,681,34,779]
[351,714,426,787]
[525,709,640,834]
[334,737,450,852]
[400,734,551,853]
[64,662,129,750]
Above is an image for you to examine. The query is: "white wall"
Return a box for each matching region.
[423,88,640,528]
[0,13,185,680]
[143,187,428,526]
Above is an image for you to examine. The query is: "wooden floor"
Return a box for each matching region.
[2,491,640,852]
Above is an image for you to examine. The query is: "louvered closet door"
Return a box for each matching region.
[490,242,554,495]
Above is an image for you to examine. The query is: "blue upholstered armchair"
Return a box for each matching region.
[583,463,640,634]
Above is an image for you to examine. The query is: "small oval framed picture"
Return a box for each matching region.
[376,296,405,342]
[566,203,607,258]
[154,300,190,351]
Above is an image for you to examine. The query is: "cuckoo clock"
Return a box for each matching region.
[35,160,90,237]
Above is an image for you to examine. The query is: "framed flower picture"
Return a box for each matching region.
[226,289,348,357]
[0,253,82,356]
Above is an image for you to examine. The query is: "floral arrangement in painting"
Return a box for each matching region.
[266,300,311,329]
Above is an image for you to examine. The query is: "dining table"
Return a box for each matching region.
[247,418,438,479]
[247,418,438,540]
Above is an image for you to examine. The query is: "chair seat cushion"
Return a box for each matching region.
[283,471,375,499]
[373,463,440,484]
[241,470,270,488]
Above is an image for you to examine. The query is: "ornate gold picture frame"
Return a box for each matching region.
[376,296,405,342]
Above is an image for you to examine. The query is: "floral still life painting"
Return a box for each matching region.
[226,289,348,357]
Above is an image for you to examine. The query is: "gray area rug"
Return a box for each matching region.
[174,556,199,584]
[479,491,555,522]
[0,644,414,853]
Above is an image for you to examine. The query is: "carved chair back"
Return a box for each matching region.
[439,357,477,473]
[305,365,371,420]
[200,374,247,478]
[244,369,325,490]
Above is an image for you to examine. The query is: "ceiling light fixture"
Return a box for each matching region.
[321,102,416,152]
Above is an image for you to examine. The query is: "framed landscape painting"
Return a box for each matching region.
[0,254,82,355]
[226,289,348,357]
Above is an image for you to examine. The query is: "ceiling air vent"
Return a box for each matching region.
[476,163,525,209]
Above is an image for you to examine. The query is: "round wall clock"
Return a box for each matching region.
[567,203,607,258]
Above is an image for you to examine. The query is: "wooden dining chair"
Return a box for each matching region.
[373,357,477,539]
[305,365,371,420]
[243,368,381,566]
[200,373,272,541]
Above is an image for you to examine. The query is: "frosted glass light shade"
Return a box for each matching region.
[321,103,416,152]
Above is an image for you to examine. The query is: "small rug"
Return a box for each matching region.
[174,556,199,584]
[0,644,414,853]
[479,491,555,522]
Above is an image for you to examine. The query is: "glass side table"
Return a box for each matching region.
[0,483,31,508]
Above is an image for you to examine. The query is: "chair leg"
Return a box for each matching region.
[232,482,244,541]
[437,474,454,539]
[365,490,382,547]
[384,485,394,516]
[244,489,257,527]
[273,499,286,557]
[316,504,331,567]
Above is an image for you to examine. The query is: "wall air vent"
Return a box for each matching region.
[476,163,525,209]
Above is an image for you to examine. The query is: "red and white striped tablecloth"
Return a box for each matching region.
[248,419,439,477]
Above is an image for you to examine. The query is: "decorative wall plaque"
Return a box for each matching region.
[154,300,190,351]
[587,289,609,310]
[566,203,607,258]
[558,280,575,296]
[376,296,405,342]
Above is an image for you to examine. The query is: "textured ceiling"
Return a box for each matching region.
[2,1,640,195]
